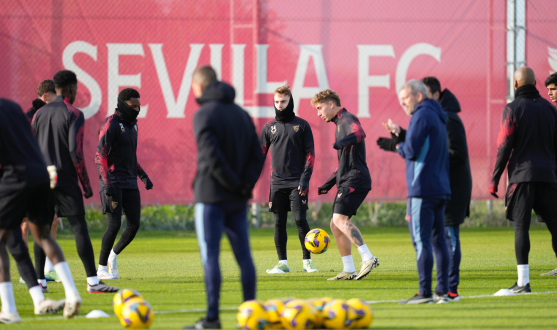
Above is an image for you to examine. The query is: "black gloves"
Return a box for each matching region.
[332,141,342,150]
[317,185,330,195]
[377,128,407,152]
[142,177,153,190]
[105,186,116,197]
[377,137,397,151]
[298,181,309,195]
[83,187,93,199]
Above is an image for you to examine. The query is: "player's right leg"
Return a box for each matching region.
[43,215,61,282]
[288,188,316,272]
[267,190,290,274]
[431,199,450,304]
[0,227,21,323]
[532,182,557,277]
[183,203,226,329]
[327,217,357,280]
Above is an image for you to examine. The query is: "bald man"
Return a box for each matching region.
[490,66,557,291]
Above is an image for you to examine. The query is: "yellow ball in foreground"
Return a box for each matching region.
[281,299,316,330]
[346,298,373,329]
[264,299,285,328]
[113,289,143,319]
[323,299,359,329]
[119,297,154,329]
[237,300,269,330]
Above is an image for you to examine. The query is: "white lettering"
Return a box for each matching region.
[106,43,148,117]
[231,44,246,106]
[395,43,441,92]
[255,44,286,93]
[209,44,223,80]
[149,43,204,118]
[62,41,102,119]
[291,45,329,111]
[357,45,395,118]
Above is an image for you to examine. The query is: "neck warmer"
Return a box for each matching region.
[116,97,140,124]
[514,84,541,100]
[275,95,295,123]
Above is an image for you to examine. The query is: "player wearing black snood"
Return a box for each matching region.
[260,85,316,274]
[95,88,153,280]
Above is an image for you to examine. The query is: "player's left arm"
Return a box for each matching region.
[68,110,93,198]
[137,162,153,190]
[299,123,315,195]
[332,117,366,150]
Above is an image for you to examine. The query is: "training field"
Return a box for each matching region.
[10,226,557,329]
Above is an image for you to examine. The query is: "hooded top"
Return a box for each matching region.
[397,99,451,198]
[193,81,264,203]
[260,95,315,189]
[95,103,147,192]
[25,98,46,123]
[439,89,472,225]
[491,84,557,186]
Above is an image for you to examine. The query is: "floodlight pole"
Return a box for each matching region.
[506,0,526,103]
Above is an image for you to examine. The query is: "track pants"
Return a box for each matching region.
[407,197,450,296]
[445,225,461,294]
[7,227,38,289]
[195,202,256,320]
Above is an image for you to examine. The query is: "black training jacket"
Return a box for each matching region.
[439,89,472,225]
[260,117,315,189]
[95,111,148,192]
[193,81,264,204]
[0,99,49,189]
[491,85,557,186]
[32,95,92,192]
[320,108,372,191]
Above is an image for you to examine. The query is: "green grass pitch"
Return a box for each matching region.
[8,226,557,329]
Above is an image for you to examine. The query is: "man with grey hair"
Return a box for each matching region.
[378,79,451,304]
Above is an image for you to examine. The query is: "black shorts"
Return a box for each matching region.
[332,187,369,218]
[52,186,85,217]
[100,187,140,215]
[0,183,54,230]
[505,182,557,223]
[268,187,308,213]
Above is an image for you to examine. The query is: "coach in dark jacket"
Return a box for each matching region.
[185,66,264,329]
[423,78,472,226]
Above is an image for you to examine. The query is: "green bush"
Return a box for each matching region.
[57,200,541,233]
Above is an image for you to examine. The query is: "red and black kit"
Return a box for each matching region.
[490,84,557,265]
[32,95,92,216]
[32,95,98,278]
[260,116,315,212]
[95,99,151,267]
[319,108,372,217]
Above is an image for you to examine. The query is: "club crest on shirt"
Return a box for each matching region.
[293,125,299,132]
[269,202,273,208]
[112,201,118,209]
[337,193,342,198]
[119,123,125,132]
[271,125,277,134]
[302,199,307,204]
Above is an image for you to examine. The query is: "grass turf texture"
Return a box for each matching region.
[9,226,557,329]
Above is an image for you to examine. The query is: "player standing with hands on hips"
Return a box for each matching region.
[311,89,380,281]
[95,88,153,280]
[260,85,317,274]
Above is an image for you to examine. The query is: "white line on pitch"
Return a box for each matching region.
[20,291,557,321]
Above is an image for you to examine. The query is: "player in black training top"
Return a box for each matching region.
[490,67,557,291]
[19,79,62,285]
[0,98,83,321]
[311,89,380,281]
[95,88,153,280]
[32,70,117,294]
[260,85,316,274]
